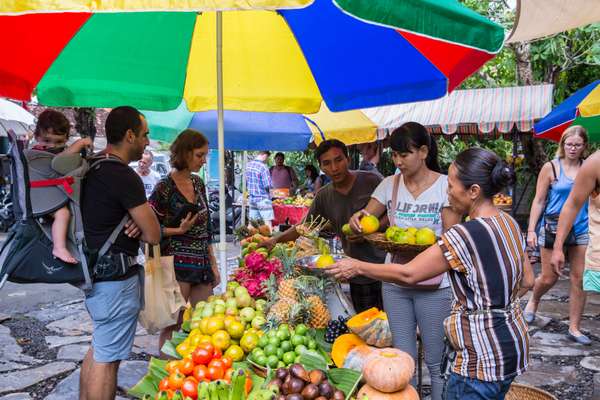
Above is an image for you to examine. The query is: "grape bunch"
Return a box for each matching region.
[324,315,349,343]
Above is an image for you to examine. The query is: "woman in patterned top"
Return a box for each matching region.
[326,148,534,400]
[150,129,221,351]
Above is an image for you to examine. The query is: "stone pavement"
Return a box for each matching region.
[1,256,600,398]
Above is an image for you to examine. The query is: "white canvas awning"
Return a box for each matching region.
[363,84,553,135]
[507,0,600,43]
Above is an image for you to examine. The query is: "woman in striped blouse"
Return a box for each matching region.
[326,148,534,400]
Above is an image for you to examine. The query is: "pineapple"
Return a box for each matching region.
[277,247,299,301]
[307,295,330,329]
[267,298,292,324]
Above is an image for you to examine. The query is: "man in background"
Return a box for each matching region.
[136,149,161,198]
[270,152,298,193]
[245,151,274,228]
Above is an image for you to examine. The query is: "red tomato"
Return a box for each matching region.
[168,371,185,390]
[191,347,212,366]
[208,358,225,370]
[198,342,215,355]
[220,356,233,369]
[193,365,209,382]
[179,358,195,376]
[207,365,224,381]
[212,347,222,359]
[181,377,198,399]
[165,360,181,375]
[245,376,253,395]
[223,368,234,384]
[158,377,170,391]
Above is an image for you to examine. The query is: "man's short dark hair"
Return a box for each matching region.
[105,106,144,145]
[314,139,348,164]
[34,109,70,138]
[275,152,285,159]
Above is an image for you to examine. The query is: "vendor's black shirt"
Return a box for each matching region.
[82,158,146,256]
[307,170,385,284]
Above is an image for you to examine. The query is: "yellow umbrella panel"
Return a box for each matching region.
[307,103,378,145]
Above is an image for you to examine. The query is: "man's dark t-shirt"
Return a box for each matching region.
[307,170,385,284]
[82,159,146,257]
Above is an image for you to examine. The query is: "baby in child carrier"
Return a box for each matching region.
[29,110,91,263]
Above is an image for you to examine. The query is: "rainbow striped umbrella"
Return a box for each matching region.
[0,0,504,113]
[535,80,600,141]
[1,0,503,291]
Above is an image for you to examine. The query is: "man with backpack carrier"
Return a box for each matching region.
[80,106,160,400]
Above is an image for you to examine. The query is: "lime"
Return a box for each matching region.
[278,323,290,331]
[267,355,279,368]
[267,330,278,339]
[295,355,301,363]
[282,351,296,365]
[268,337,281,347]
[263,344,278,357]
[295,324,308,336]
[276,329,290,341]
[258,335,269,348]
[291,334,305,347]
[280,340,292,352]
[277,360,286,368]
[255,354,267,366]
[251,347,265,359]
[295,344,308,355]
[276,348,284,359]
[307,339,317,350]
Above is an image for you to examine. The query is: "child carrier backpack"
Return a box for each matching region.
[0,130,128,292]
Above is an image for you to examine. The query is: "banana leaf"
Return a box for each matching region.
[299,350,329,371]
[327,368,362,400]
[128,358,169,399]
[160,331,189,359]
[313,328,332,353]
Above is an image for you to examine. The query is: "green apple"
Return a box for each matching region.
[255,299,267,312]
[240,307,256,322]
[214,304,226,315]
[227,281,240,291]
[234,286,249,298]
[251,316,266,329]
[236,293,252,308]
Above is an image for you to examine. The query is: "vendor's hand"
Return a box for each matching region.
[324,257,361,281]
[526,231,537,249]
[349,209,369,233]
[179,212,199,234]
[258,238,276,251]
[551,248,566,277]
[124,219,141,238]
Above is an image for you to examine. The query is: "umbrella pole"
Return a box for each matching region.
[241,151,247,226]
[216,10,227,293]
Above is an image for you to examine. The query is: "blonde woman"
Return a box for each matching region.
[525,126,590,344]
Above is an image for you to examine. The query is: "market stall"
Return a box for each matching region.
[272,196,313,226]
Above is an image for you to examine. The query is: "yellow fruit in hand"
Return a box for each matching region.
[416,227,436,245]
[406,227,417,236]
[211,330,231,351]
[360,215,380,234]
[342,223,353,236]
[315,254,336,268]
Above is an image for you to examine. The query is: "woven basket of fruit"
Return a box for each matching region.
[366,226,438,255]
[366,233,430,254]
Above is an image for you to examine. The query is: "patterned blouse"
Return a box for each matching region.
[149,174,213,284]
[438,212,529,381]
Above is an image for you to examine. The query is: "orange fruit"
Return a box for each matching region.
[360,215,380,234]
[225,345,245,361]
[227,321,245,340]
[211,330,231,351]
[205,317,225,335]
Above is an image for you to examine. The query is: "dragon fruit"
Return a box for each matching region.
[233,251,284,298]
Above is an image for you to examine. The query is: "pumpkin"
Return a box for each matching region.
[357,384,419,400]
[347,308,392,347]
[342,344,374,371]
[331,333,366,368]
[363,348,415,393]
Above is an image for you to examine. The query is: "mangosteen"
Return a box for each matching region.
[309,369,326,385]
[276,367,289,381]
[290,363,310,382]
[301,383,320,400]
[286,394,303,400]
[267,378,283,389]
[288,377,305,394]
[332,390,345,400]
[318,382,334,398]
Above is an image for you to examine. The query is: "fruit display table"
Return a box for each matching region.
[273,204,310,226]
